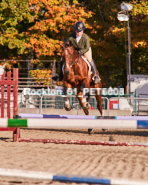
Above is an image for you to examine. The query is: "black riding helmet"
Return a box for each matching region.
[74,21,85,32]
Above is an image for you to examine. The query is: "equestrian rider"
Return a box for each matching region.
[52,21,100,83]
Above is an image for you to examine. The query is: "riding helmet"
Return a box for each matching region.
[74,21,85,32]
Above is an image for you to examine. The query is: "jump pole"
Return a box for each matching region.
[1,118,148,146]
[18,138,148,147]
[0,168,147,185]
[1,119,148,129]
[19,113,148,120]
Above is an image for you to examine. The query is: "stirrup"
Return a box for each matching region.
[93,75,101,84]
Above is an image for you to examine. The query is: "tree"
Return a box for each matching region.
[0,0,93,59]
[0,0,148,89]
[78,0,148,89]
[130,0,148,75]
[0,0,34,58]
[0,0,93,81]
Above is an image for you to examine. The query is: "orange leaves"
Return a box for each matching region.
[30,38,36,45]
[53,6,61,12]
[25,0,93,57]
[26,34,61,57]
[133,41,147,48]
[30,69,52,86]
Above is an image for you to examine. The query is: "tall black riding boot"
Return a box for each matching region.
[52,60,63,81]
[91,59,101,83]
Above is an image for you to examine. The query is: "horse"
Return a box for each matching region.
[60,43,102,133]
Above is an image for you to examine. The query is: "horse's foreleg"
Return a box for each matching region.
[63,83,72,111]
[81,78,91,111]
[64,96,72,111]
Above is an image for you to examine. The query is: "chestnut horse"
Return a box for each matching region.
[60,44,102,122]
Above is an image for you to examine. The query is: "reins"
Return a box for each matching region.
[70,51,80,68]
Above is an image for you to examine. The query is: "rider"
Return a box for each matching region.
[52,21,100,83]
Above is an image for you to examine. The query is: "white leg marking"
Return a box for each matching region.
[65,100,70,108]
[82,96,87,107]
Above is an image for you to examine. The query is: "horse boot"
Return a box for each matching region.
[52,60,63,81]
[91,59,101,83]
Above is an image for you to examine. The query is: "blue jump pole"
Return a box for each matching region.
[19,113,148,120]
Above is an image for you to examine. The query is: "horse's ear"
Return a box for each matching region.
[60,43,65,49]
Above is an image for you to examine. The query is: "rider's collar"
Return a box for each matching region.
[76,35,82,43]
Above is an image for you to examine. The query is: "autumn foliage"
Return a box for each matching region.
[30,69,51,85]
[0,0,148,87]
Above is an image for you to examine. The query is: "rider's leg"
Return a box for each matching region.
[52,59,63,81]
[84,47,92,63]
[84,48,100,83]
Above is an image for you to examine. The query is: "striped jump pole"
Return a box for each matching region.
[1,118,148,129]
[19,113,148,120]
[1,118,148,144]
[0,168,147,185]
[0,68,19,142]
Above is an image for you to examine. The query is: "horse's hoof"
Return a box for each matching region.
[83,104,90,115]
[64,105,72,111]
[83,109,89,115]
[88,129,94,135]
[86,102,91,109]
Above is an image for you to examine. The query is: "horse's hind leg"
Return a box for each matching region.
[95,94,102,116]
[96,94,109,132]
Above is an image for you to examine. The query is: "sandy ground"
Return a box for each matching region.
[0,128,148,184]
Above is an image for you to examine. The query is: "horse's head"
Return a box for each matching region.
[60,42,77,75]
